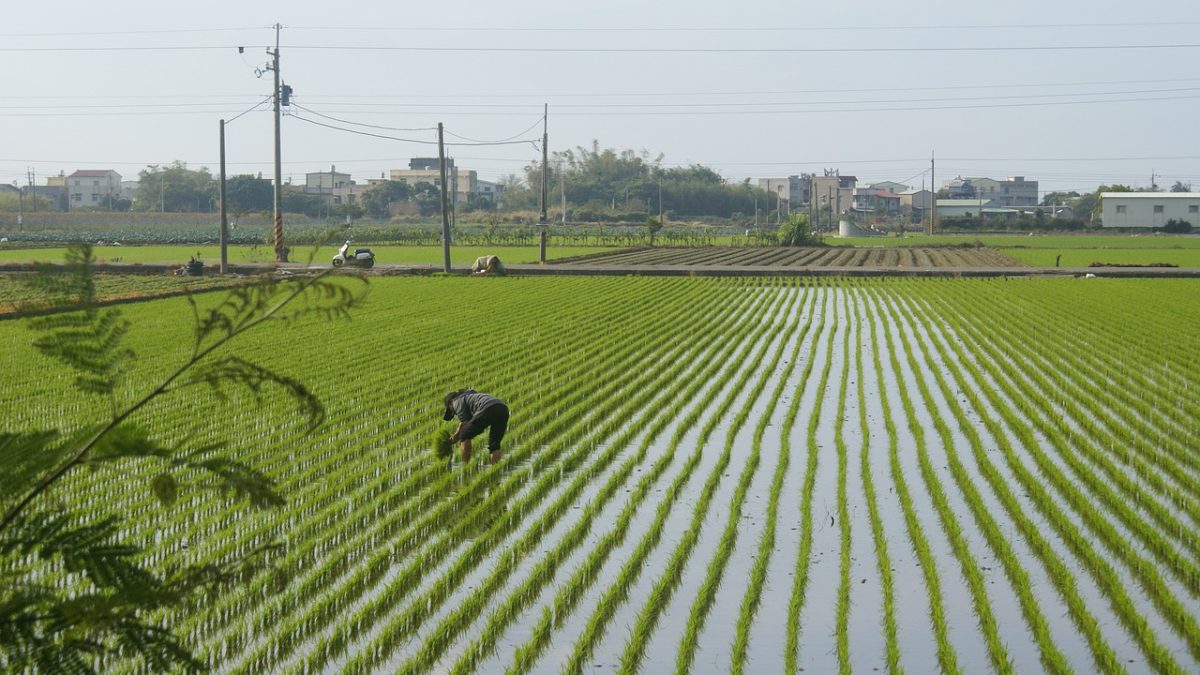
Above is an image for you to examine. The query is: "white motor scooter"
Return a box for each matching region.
[332,240,375,268]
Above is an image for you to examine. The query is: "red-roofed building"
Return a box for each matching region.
[852,187,900,214]
[67,169,122,210]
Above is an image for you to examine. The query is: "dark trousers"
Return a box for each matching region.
[460,403,509,452]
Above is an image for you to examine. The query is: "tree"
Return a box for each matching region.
[645,216,663,246]
[224,175,274,212]
[136,162,217,213]
[1170,181,1192,193]
[0,244,366,671]
[777,213,819,246]
[1041,190,1080,207]
[360,180,413,219]
[410,181,442,217]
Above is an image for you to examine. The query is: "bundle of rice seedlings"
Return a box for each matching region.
[433,426,455,458]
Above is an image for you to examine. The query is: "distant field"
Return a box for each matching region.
[0,244,614,266]
[832,234,1200,267]
[0,273,236,314]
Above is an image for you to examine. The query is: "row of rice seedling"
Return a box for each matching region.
[888,281,1130,673]
[499,284,809,675]
[847,289,901,673]
[783,282,840,673]
[930,286,1200,663]
[727,284,826,674]
[227,278,718,671]
[861,286,961,674]
[616,282,808,672]
[447,282,813,675]
[288,281,767,673]
[356,283,793,674]
[181,278,646,664]
[876,283,1077,673]
[914,279,1198,672]
[557,284,803,673]
[668,282,816,674]
[961,281,1200,522]
[7,275,1199,672]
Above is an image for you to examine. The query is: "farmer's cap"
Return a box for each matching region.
[442,390,462,421]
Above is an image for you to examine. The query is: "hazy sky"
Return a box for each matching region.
[3,0,1200,199]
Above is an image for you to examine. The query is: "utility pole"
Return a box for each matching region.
[538,103,548,264]
[219,119,229,274]
[827,186,833,231]
[438,123,452,274]
[559,160,566,225]
[15,182,22,232]
[930,152,937,236]
[268,23,287,262]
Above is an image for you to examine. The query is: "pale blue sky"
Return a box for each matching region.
[3,0,1199,198]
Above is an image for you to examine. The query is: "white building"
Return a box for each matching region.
[67,169,121,210]
[304,165,358,206]
[1100,192,1200,228]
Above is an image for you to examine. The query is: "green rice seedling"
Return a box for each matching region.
[453,287,813,675]
[915,281,1199,670]
[872,286,1013,674]
[433,424,455,459]
[883,285,1073,673]
[501,289,799,675]
[897,282,1128,675]
[563,284,801,674]
[618,282,804,672]
[783,281,839,674]
[863,288,960,675]
[671,283,811,674]
[335,281,784,674]
[842,281,902,674]
[729,286,822,675]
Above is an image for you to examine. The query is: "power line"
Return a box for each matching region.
[286,21,1200,32]
[284,43,1200,54]
[286,113,538,147]
[5,42,1200,53]
[226,95,273,124]
[0,26,268,38]
[288,102,437,132]
[444,115,546,144]
[290,77,1200,100]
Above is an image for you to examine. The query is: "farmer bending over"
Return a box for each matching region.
[443,389,510,464]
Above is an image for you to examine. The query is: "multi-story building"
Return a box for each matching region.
[810,171,856,216]
[942,175,1038,207]
[757,175,811,209]
[391,158,478,205]
[304,165,359,206]
[67,169,121,210]
[1100,192,1200,228]
[852,187,900,214]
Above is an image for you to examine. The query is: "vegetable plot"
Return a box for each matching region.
[1,275,1198,673]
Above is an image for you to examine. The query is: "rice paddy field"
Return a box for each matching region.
[0,244,611,266]
[833,234,1200,268]
[3,274,1200,673]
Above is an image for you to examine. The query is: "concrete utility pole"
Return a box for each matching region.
[268,23,287,262]
[15,181,22,231]
[438,123,452,274]
[930,152,937,236]
[538,103,548,264]
[219,119,229,274]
